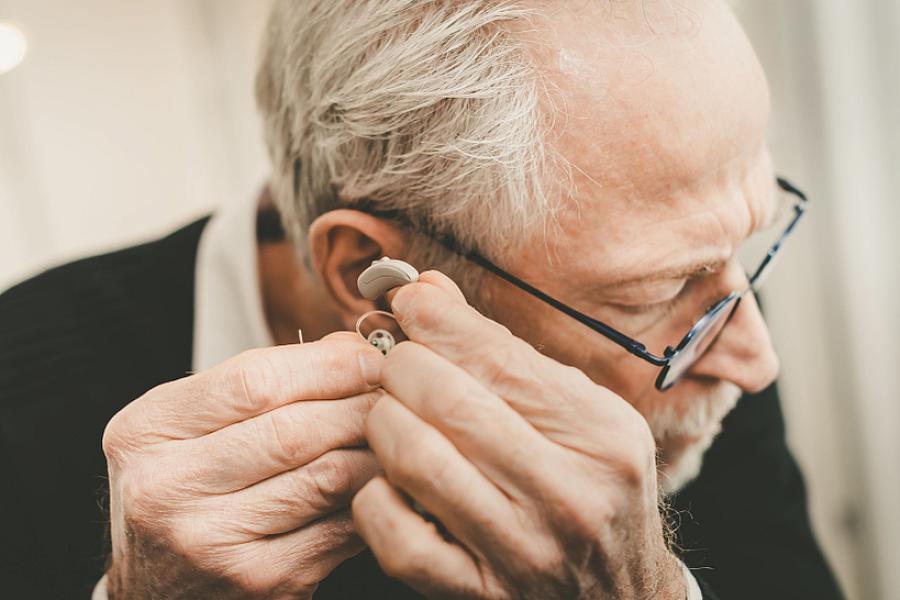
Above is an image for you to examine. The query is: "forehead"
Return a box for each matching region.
[516,0,773,287]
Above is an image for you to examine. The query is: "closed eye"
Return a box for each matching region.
[611,265,717,318]
[611,284,687,316]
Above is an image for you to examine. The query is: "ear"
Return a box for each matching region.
[307,209,409,330]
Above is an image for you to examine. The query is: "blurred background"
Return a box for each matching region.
[0,1,896,598]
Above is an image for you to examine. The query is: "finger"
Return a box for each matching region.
[353,476,485,598]
[119,336,385,441]
[387,277,650,461]
[200,448,380,540]
[391,276,632,437]
[366,393,518,554]
[175,391,381,492]
[386,270,467,306]
[380,341,556,496]
[238,509,367,596]
[387,275,592,420]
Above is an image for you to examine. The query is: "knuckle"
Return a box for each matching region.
[226,349,278,414]
[614,456,647,490]
[220,559,284,597]
[102,388,165,462]
[167,518,208,557]
[618,416,657,483]
[165,518,239,568]
[304,455,350,508]
[523,544,564,580]
[550,488,613,541]
[419,456,459,502]
[466,337,538,394]
[599,433,654,492]
[605,444,656,498]
[579,384,657,488]
[561,363,605,404]
[284,572,321,597]
[259,408,313,467]
[468,342,517,388]
[119,467,171,517]
[564,362,595,388]
[439,383,485,428]
[387,429,436,488]
[101,412,128,463]
[486,316,513,338]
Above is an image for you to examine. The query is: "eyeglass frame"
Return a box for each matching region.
[460,177,809,390]
[298,156,809,391]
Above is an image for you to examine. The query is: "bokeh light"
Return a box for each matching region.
[0,22,27,75]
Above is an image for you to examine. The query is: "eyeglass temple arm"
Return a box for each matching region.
[352,177,805,368]
[465,253,669,366]
[463,176,808,367]
[748,177,809,288]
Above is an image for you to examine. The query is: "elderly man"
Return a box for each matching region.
[0,1,843,599]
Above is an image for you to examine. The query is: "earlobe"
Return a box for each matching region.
[307,209,408,329]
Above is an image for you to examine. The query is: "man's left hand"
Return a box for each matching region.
[352,271,686,599]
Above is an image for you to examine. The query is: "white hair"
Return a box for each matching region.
[649,381,742,494]
[255,0,570,283]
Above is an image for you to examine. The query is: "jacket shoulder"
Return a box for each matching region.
[0,217,210,401]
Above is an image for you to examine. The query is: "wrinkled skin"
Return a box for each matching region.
[353,271,685,599]
[103,334,386,599]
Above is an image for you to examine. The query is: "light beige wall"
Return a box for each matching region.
[731,2,861,596]
[0,0,274,289]
[736,2,900,599]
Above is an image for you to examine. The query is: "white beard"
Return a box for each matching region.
[645,382,743,495]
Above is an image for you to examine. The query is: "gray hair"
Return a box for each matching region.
[255,0,570,290]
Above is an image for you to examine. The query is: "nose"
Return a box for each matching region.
[686,282,780,394]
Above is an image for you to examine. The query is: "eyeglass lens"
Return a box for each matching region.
[656,294,741,390]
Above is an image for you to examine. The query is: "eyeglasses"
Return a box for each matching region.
[357,175,808,391]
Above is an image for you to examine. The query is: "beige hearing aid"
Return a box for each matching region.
[355,257,420,354]
[357,257,419,300]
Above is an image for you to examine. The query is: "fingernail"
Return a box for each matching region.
[358,349,383,387]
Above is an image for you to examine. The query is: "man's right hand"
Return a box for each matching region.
[101,332,385,599]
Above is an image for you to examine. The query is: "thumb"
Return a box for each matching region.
[385,269,468,306]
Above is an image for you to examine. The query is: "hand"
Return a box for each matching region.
[352,272,685,599]
[102,332,385,599]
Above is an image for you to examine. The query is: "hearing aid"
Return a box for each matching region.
[356,257,419,300]
[355,257,420,354]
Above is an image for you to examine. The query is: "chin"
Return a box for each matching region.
[640,381,743,495]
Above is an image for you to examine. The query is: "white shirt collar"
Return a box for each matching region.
[192,194,274,372]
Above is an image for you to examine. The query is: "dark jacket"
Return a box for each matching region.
[0,218,843,599]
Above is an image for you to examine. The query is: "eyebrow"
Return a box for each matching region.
[604,258,729,288]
